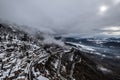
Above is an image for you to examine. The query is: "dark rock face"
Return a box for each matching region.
[0,23,120,80]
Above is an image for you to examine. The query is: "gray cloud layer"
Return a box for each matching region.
[0,0,120,35]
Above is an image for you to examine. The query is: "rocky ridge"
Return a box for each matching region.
[0,23,119,80]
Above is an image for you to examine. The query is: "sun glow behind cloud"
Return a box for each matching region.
[98,0,120,16]
[99,5,109,15]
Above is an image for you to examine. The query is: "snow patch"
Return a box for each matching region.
[37,76,49,80]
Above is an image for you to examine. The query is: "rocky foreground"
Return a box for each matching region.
[0,23,120,80]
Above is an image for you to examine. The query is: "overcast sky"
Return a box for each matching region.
[0,0,120,35]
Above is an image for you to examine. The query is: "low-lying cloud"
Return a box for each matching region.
[0,0,120,35]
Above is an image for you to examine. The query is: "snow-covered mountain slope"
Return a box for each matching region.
[0,23,120,80]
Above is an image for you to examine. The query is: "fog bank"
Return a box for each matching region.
[0,0,120,35]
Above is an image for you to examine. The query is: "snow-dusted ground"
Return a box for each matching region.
[0,23,120,80]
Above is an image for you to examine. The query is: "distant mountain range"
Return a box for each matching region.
[61,36,120,48]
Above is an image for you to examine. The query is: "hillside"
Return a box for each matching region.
[0,23,119,80]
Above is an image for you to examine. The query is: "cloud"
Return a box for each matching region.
[0,0,120,35]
